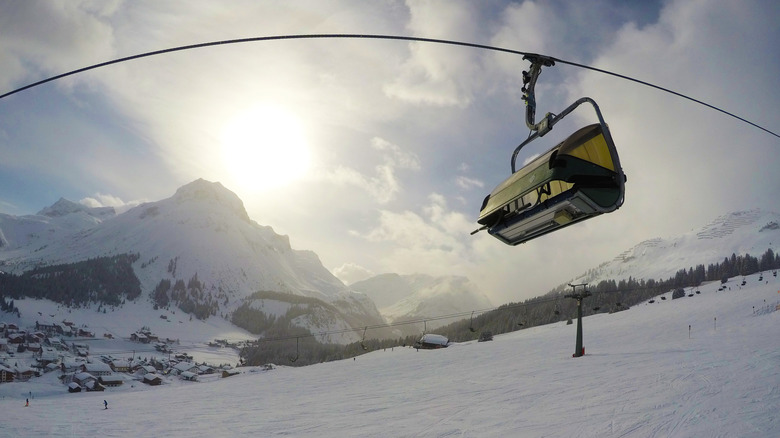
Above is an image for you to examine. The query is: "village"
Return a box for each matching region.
[0,318,250,394]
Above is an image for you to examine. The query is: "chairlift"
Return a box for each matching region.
[472,55,626,245]
[660,296,666,300]
[553,301,561,316]
[288,337,299,363]
[360,327,369,351]
[469,311,477,333]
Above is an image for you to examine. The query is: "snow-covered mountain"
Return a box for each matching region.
[0,198,114,251]
[351,274,493,330]
[571,208,780,286]
[0,179,384,343]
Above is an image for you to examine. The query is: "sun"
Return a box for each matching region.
[220,105,311,192]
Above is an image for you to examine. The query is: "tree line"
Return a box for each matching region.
[439,248,780,342]
[0,253,141,307]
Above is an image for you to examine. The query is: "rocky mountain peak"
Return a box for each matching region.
[172,179,250,223]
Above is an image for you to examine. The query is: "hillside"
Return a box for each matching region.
[1,271,777,437]
[572,209,780,286]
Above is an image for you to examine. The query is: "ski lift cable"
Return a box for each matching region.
[0,33,776,139]
[92,284,692,354]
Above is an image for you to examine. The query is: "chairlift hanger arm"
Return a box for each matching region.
[511,97,610,173]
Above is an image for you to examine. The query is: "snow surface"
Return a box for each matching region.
[2,272,778,437]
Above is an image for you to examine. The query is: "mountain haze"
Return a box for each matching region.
[351,274,493,331]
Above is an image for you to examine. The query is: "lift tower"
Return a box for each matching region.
[565,283,591,358]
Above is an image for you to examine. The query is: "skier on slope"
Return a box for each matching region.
[104,400,108,409]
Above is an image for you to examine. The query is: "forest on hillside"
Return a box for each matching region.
[440,248,780,343]
[0,253,141,309]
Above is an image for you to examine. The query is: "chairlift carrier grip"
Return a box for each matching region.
[521,54,556,133]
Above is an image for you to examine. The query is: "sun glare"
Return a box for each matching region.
[220,105,311,192]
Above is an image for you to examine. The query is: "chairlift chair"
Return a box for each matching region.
[288,337,299,363]
[360,327,369,351]
[469,311,477,333]
[472,56,626,245]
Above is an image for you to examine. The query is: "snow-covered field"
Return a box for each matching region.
[1,272,778,437]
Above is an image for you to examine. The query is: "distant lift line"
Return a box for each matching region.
[0,33,777,139]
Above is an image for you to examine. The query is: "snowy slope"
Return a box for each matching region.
[352,274,493,329]
[1,272,777,437]
[572,209,780,285]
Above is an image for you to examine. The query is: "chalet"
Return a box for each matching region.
[173,362,198,375]
[60,359,82,373]
[37,321,64,335]
[45,337,65,350]
[221,369,240,378]
[143,373,162,386]
[198,365,216,375]
[130,332,149,343]
[0,365,14,383]
[16,367,37,382]
[98,374,124,388]
[71,342,89,352]
[85,380,105,392]
[8,333,25,344]
[180,371,198,381]
[67,382,81,393]
[77,328,94,337]
[110,359,131,373]
[26,342,42,353]
[72,372,96,387]
[414,334,450,350]
[38,347,60,367]
[81,362,112,377]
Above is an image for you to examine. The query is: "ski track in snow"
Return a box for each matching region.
[0,273,778,437]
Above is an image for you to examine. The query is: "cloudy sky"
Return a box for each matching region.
[1,0,778,304]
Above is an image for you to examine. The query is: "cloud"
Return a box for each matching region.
[317,137,420,204]
[0,1,118,91]
[354,193,477,275]
[80,193,142,214]
[371,137,420,170]
[331,262,374,286]
[455,176,484,190]
[382,0,485,107]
